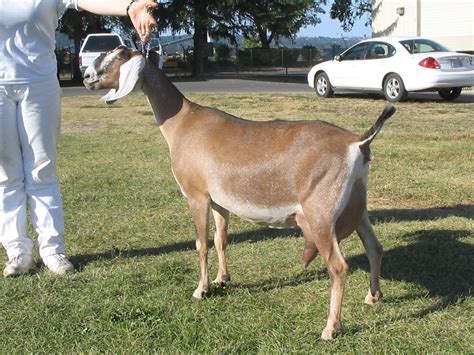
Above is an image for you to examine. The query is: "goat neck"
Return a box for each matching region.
[141,61,189,144]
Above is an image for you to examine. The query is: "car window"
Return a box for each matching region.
[400,39,450,54]
[365,42,396,59]
[341,43,368,60]
[82,36,122,52]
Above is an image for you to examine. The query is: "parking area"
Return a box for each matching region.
[62,78,474,103]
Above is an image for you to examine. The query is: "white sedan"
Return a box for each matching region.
[307,36,474,102]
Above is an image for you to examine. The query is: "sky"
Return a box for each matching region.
[297,3,372,38]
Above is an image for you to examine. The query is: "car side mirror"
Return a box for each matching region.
[334,55,342,62]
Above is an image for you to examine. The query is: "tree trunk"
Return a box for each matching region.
[72,35,82,82]
[192,0,207,78]
[257,26,270,49]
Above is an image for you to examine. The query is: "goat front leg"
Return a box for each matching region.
[356,211,383,305]
[211,205,230,287]
[189,196,211,300]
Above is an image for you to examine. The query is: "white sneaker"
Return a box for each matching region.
[42,254,75,274]
[3,254,35,277]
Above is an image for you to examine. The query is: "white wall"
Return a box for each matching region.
[372,0,418,37]
[372,0,474,52]
[420,0,474,51]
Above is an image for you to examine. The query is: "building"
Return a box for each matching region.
[371,0,474,53]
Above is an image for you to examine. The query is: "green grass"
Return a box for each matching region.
[0,92,472,352]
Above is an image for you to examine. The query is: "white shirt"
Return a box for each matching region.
[0,0,78,84]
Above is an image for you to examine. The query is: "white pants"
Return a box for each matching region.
[0,78,65,259]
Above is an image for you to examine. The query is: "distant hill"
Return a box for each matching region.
[158,34,363,54]
[56,31,364,54]
[281,36,364,49]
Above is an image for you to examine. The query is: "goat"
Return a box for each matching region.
[83,46,395,340]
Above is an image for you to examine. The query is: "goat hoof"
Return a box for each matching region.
[320,332,334,341]
[364,290,383,305]
[213,275,230,288]
[320,322,342,341]
[192,289,207,300]
[320,327,338,341]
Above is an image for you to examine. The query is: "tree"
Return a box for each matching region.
[329,0,372,32]
[58,1,328,79]
[105,16,143,46]
[231,0,327,49]
[153,1,329,76]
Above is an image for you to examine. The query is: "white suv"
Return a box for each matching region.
[78,33,137,77]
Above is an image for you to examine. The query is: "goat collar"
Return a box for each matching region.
[101,55,146,104]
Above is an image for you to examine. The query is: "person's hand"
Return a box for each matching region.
[128,0,158,42]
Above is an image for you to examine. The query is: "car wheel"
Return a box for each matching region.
[314,72,334,98]
[438,87,462,101]
[383,74,408,102]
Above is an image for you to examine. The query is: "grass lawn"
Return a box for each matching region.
[0,91,472,352]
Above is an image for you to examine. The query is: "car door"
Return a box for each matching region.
[355,41,397,90]
[330,42,369,88]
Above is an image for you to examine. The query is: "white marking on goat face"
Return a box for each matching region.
[84,47,131,90]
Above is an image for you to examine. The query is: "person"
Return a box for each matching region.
[0,0,157,276]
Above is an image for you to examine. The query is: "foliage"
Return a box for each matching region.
[329,0,373,31]
[242,36,263,49]
[149,1,226,77]
[214,44,232,61]
[105,16,142,45]
[224,0,327,49]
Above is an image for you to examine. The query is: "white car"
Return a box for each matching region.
[307,36,474,102]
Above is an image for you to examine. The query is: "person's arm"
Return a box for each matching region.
[77,0,158,42]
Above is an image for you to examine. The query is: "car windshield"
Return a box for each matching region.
[400,39,451,54]
[82,36,122,52]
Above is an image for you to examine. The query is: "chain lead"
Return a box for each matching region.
[141,0,170,58]
[141,28,156,59]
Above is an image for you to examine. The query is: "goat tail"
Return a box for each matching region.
[359,104,396,146]
[358,104,395,162]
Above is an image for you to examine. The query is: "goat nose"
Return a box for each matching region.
[84,72,90,79]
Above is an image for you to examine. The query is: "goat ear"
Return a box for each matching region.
[101,55,145,104]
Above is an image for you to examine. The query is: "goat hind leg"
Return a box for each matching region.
[356,211,383,305]
[319,237,348,340]
[211,205,230,287]
[303,208,348,340]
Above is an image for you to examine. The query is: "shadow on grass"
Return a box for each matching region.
[70,227,301,271]
[342,227,473,336]
[230,228,472,301]
[369,204,473,224]
[71,204,472,316]
[350,228,472,302]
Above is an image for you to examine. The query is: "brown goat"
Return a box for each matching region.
[83,47,394,340]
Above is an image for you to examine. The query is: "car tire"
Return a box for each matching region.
[438,87,462,101]
[383,74,408,102]
[314,72,334,98]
